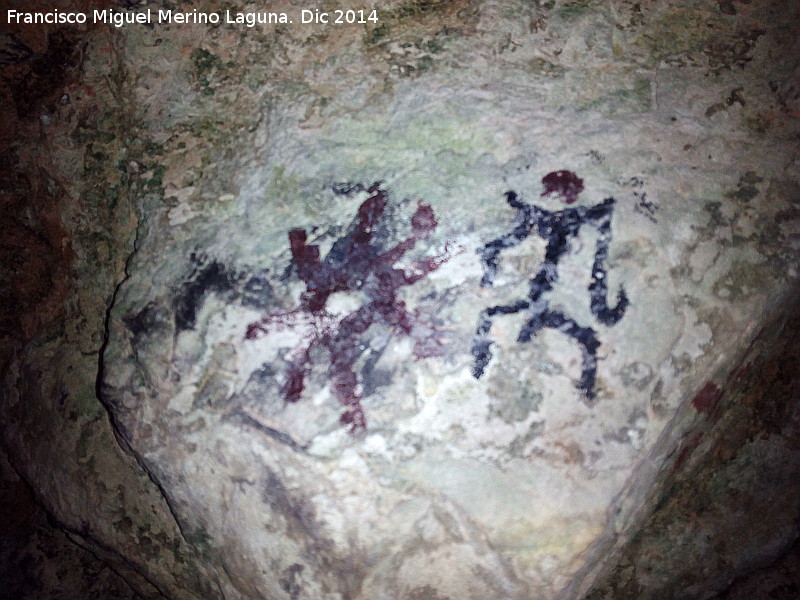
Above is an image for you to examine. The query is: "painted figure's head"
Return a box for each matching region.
[541,170,584,204]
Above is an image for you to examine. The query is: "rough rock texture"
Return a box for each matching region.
[712,537,800,600]
[0,447,139,600]
[1,0,799,599]
[584,306,800,599]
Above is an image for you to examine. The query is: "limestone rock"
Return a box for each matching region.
[2,0,799,598]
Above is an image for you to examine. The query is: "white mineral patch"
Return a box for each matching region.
[168,199,199,225]
[325,290,363,317]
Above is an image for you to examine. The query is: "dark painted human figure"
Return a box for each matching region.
[472,170,628,400]
[246,183,449,432]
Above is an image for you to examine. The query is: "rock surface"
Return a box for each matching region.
[1,0,799,598]
[0,447,140,600]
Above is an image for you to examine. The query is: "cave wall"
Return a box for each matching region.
[582,301,800,599]
[1,1,799,599]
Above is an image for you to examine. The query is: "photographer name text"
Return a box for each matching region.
[7,8,379,28]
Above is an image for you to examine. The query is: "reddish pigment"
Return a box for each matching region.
[730,360,755,387]
[541,170,585,204]
[673,433,703,472]
[691,382,722,416]
[246,183,452,433]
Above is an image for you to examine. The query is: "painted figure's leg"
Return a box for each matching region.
[518,256,560,342]
[340,406,367,433]
[282,347,312,403]
[332,369,367,433]
[518,299,548,343]
[472,299,530,378]
[324,305,373,431]
[542,311,601,399]
[527,261,557,305]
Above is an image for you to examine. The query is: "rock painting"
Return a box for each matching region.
[472,170,629,400]
[245,183,451,432]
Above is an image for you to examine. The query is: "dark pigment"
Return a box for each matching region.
[473,171,628,400]
[246,183,450,432]
[541,169,584,205]
[174,258,239,332]
[691,382,722,416]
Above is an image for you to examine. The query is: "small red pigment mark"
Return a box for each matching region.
[691,382,722,416]
[673,433,703,472]
[411,200,437,235]
[246,183,456,434]
[729,360,755,386]
[541,170,585,204]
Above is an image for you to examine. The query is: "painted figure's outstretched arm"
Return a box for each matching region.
[478,191,540,287]
[586,198,629,326]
